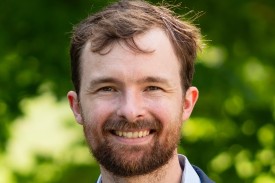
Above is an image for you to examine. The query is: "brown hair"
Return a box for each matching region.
[70,0,202,94]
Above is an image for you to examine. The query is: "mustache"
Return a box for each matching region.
[103,118,162,131]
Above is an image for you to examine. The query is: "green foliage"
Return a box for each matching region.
[0,0,274,182]
[0,0,109,148]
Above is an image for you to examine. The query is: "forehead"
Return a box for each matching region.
[82,28,178,62]
[80,28,181,84]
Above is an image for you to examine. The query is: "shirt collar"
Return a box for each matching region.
[178,154,201,183]
[96,154,200,183]
[96,175,101,183]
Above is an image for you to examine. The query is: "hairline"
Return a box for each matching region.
[77,26,187,95]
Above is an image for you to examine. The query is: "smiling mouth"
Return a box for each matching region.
[110,130,156,138]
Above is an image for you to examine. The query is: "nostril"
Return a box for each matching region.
[116,111,145,123]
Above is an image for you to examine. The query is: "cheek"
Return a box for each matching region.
[148,99,183,125]
[82,103,116,149]
[148,99,183,141]
[81,100,116,134]
[82,98,114,119]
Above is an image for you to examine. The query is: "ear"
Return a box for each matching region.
[182,86,199,121]
[67,91,83,125]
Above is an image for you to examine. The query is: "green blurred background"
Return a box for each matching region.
[0,0,274,182]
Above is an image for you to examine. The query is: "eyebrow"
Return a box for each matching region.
[88,77,122,88]
[137,76,170,85]
[88,76,170,88]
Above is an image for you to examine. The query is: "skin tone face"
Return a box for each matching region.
[68,28,199,183]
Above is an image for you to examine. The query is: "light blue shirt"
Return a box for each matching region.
[96,154,201,183]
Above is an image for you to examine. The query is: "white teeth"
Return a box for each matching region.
[118,131,123,136]
[144,131,149,136]
[114,130,150,138]
[133,132,139,138]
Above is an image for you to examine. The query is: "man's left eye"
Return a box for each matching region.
[145,86,162,91]
[98,87,116,92]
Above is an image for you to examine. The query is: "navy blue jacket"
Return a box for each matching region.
[192,165,215,183]
[95,165,215,183]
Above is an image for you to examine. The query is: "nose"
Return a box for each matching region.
[116,90,145,122]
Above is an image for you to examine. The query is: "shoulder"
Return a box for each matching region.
[192,165,215,183]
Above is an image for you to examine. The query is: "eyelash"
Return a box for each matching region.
[95,86,162,93]
[98,87,116,92]
[144,86,162,91]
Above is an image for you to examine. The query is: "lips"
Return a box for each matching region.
[104,119,161,139]
[114,130,150,138]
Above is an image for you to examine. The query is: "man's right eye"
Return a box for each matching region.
[98,87,116,92]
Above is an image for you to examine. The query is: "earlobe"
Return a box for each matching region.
[182,86,199,121]
[67,91,83,125]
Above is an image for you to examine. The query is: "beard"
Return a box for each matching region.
[83,116,182,177]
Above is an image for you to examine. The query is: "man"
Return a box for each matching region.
[67,0,214,182]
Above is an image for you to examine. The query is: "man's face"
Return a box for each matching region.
[68,28,198,176]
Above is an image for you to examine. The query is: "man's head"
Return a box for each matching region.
[70,0,201,95]
[68,0,201,178]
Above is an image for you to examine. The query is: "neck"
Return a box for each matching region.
[100,151,182,183]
